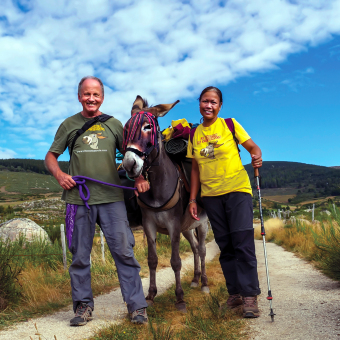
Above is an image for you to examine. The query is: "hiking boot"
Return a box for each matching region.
[220,294,243,310]
[70,302,93,326]
[242,296,259,318]
[130,307,148,324]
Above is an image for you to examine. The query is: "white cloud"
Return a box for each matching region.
[0,147,17,159]
[0,0,340,156]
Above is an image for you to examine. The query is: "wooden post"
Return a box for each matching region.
[277,209,281,219]
[100,230,105,263]
[333,203,337,217]
[60,224,67,270]
[312,204,315,222]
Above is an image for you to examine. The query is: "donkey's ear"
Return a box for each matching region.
[148,100,180,117]
[131,95,144,115]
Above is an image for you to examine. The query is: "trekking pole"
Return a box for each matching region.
[254,168,275,322]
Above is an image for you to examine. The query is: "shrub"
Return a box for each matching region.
[0,238,23,310]
[312,205,340,279]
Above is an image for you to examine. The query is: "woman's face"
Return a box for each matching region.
[199,90,222,125]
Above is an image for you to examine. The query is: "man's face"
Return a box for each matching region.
[78,79,104,117]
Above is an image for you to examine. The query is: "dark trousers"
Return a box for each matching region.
[68,201,147,313]
[202,192,261,296]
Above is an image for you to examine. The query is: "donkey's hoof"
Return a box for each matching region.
[146,299,154,307]
[201,286,210,294]
[190,282,199,288]
[175,301,187,313]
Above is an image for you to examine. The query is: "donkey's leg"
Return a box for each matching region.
[182,229,201,288]
[144,224,158,306]
[197,222,210,293]
[168,226,186,312]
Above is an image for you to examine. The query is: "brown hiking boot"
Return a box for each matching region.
[220,294,243,311]
[242,296,259,318]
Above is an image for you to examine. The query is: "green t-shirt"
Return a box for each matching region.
[49,112,124,205]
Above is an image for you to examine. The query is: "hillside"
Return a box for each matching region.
[1,159,340,204]
[244,161,340,204]
[0,158,69,175]
[0,171,62,202]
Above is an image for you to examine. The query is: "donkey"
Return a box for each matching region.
[121,96,210,312]
[200,142,224,159]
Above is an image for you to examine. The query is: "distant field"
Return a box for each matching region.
[0,171,62,197]
[263,195,295,204]
[257,188,296,204]
[260,188,297,196]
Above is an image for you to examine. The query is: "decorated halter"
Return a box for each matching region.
[123,111,159,160]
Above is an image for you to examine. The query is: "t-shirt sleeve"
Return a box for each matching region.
[49,123,69,155]
[186,136,194,159]
[233,118,250,145]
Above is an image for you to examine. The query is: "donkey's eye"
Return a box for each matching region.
[143,124,151,131]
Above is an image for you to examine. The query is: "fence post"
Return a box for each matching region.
[60,224,67,270]
[100,230,105,263]
[333,203,337,217]
[312,204,315,222]
[277,209,281,219]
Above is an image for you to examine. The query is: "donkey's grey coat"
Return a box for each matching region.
[122,96,210,312]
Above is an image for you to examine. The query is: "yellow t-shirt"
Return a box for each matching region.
[187,118,252,197]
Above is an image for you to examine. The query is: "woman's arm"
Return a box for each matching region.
[189,158,200,220]
[241,139,262,168]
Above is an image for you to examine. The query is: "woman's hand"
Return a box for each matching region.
[134,175,150,197]
[241,139,262,169]
[251,154,262,168]
[189,202,200,221]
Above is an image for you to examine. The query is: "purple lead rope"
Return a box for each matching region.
[72,175,137,209]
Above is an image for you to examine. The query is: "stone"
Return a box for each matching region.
[0,218,50,242]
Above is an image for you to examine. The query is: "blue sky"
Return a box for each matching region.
[0,0,339,167]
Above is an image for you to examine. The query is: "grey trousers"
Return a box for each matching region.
[68,201,147,313]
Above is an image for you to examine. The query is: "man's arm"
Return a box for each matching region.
[45,151,76,190]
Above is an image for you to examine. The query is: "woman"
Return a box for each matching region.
[188,86,262,318]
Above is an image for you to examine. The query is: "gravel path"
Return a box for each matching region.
[248,240,340,339]
[2,237,340,339]
[0,241,220,340]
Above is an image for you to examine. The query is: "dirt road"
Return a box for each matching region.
[248,240,340,339]
[1,237,340,339]
[0,241,220,340]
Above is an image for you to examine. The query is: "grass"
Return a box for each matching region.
[0,228,214,330]
[89,255,246,340]
[0,171,61,195]
[254,205,340,280]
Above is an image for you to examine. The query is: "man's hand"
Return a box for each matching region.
[45,151,76,190]
[134,175,150,197]
[56,171,77,190]
[251,154,263,168]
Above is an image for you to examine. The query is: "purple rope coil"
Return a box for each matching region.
[72,175,137,209]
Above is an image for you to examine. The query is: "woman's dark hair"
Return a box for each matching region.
[198,86,223,104]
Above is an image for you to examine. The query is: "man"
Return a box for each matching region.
[45,76,148,326]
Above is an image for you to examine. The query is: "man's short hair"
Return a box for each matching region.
[78,76,104,96]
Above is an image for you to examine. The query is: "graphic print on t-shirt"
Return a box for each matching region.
[81,124,107,150]
[199,141,224,159]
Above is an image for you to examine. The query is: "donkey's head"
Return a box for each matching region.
[122,95,179,178]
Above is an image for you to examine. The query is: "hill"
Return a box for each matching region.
[0,171,62,202]
[0,158,69,175]
[244,161,340,204]
[1,159,340,205]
